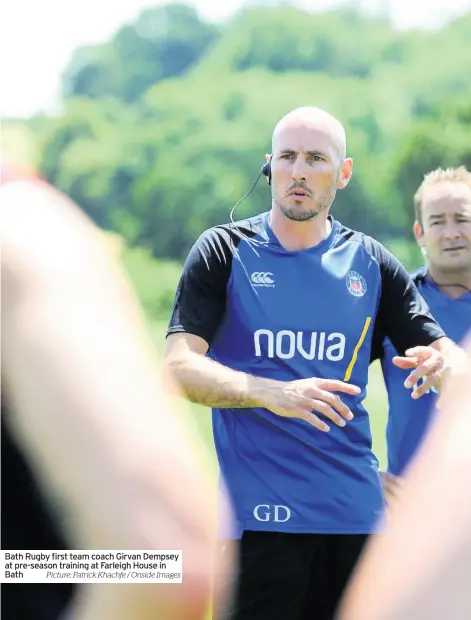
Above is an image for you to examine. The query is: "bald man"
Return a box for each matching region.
[163,106,460,620]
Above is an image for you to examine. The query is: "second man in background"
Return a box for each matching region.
[380,165,471,492]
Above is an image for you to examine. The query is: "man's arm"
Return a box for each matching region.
[370,242,445,357]
[164,332,360,431]
[1,180,231,620]
[366,239,463,397]
[164,332,275,408]
[163,227,273,409]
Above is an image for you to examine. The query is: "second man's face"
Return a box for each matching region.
[418,181,471,274]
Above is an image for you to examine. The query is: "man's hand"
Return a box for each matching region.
[379,470,404,507]
[392,346,444,399]
[259,377,361,432]
[393,339,471,401]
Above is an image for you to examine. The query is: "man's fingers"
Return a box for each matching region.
[297,396,346,428]
[405,346,433,358]
[294,408,330,432]
[411,372,440,399]
[379,471,404,504]
[382,482,397,504]
[317,390,354,420]
[317,379,361,395]
[404,360,440,389]
[298,394,353,426]
[392,355,419,369]
[310,399,348,428]
[393,345,435,369]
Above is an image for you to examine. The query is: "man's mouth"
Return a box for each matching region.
[443,246,466,252]
[290,190,309,197]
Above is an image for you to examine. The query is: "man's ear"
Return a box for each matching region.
[413,220,424,246]
[337,158,353,189]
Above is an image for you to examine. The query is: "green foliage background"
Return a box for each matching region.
[3,2,471,469]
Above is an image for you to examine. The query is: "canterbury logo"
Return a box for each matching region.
[251,272,275,287]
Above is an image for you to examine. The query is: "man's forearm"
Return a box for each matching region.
[165,351,275,408]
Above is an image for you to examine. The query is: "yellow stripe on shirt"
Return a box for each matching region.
[343,317,372,382]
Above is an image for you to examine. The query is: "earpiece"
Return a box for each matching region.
[229,156,272,233]
[261,158,272,185]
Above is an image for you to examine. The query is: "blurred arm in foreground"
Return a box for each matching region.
[336,332,471,620]
[1,176,234,620]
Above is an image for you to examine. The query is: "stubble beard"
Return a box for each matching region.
[273,186,338,222]
[273,169,341,222]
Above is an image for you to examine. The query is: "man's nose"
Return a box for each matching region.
[443,220,461,240]
[291,157,308,181]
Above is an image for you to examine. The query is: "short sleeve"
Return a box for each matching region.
[166,226,235,347]
[366,239,445,357]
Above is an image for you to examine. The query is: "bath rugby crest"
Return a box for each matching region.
[346,270,367,297]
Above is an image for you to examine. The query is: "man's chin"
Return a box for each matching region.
[278,201,323,222]
[281,208,319,222]
[438,258,471,273]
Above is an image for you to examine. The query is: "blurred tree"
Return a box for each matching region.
[132,69,391,259]
[38,97,148,236]
[29,4,471,263]
[197,6,396,78]
[62,4,220,103]
[391,97,471,238]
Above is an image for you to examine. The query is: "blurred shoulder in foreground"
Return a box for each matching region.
[336,331,471,620]
[1,165,235,620]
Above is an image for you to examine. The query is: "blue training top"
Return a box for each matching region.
[168,213,444,537]
[381,266,471,476]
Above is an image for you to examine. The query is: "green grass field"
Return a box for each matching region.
[150,322,389,471]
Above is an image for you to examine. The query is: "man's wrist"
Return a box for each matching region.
[246,375,280,409]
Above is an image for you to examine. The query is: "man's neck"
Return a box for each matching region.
[426,266,471,299]
[269,206,332,251]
